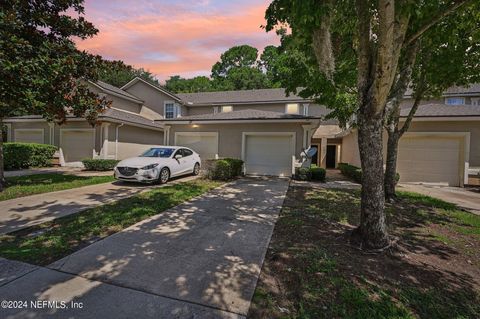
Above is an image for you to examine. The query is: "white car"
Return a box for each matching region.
[114,146,201,184]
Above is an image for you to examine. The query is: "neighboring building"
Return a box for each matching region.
[4,78,480,185]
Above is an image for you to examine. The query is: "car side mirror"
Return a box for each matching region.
[174,154,183,160]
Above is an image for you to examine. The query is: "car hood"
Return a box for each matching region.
[116,157,166,168]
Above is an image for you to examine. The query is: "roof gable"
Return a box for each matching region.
[121,77,182,102]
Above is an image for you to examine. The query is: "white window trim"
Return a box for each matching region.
[471,97,479,106]
[445,97,465,105]
[285,103,300,114]
[220,105,233,113]
[164,101,179,119]
[303,103,309,116]
[14,128,45,144]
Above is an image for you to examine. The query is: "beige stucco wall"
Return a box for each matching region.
[185,103,326,117]
[105,124,164,160]
[123,81,181,118]
[168,122,307,159]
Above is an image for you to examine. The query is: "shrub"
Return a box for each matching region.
[295,167,312,181]
[204,158,244,181]
[3,143,57,170]
[82,159,120,171]
[311,167,326,182]
[338,162,400,184]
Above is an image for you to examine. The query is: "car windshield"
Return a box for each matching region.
[140,148,175,158]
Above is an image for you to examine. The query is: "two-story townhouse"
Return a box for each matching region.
[4,77,480,185]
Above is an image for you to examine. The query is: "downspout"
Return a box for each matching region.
[115,123,124,160]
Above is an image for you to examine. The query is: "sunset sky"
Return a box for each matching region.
[75,0,279,83]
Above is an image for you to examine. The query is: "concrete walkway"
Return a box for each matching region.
[0,176,198,235]
[0,177,290,318]
[398,183,480,215]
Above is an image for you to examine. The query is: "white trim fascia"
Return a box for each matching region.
[403,116,480,122]
[14,128,45,143]
[121,77,182,102]
[88,81,143,104]
[402,131,470,187]
[241,131,297,176]
[158,119,319,125]
[59,128,96,161]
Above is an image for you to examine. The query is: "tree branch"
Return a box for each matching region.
[398,84,427,136]
[404,0,471,46]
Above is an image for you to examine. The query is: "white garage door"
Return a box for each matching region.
[397,136,462,186]
[244,134,295,176]
[14,129,44,144]
[60,129,94,162]
[175,132,218,159]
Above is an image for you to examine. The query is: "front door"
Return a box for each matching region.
[310,145,319,166]
[326,145,336,168]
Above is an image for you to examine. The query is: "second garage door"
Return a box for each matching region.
[175,132,219,159]
[60,129,95,162]
[244,133,295,176]
[397,135,463,186]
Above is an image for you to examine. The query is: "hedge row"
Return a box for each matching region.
[82,159,120,171]
[338,162,400,183]
[3,143,57,170]
[204,158,244,181]
[295,166,326,182]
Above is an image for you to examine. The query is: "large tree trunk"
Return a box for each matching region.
[354,109,390,250]
[384,130,399,201]
[0,117,5,192]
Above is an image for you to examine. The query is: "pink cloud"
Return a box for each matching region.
[75,1,279,82]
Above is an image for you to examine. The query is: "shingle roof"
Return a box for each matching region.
[444,84,480,96]
[100,108,163,128]
[161,109,320,121]
[95,80,143,103]
[401,103,480,117]
[176,88,309,106]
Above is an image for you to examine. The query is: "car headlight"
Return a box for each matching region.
[141,163,159,170]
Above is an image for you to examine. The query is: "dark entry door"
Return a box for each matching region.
[310,145,319,166]
[326,145,336,168]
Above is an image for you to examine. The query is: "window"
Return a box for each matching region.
[164,102,179,119]
[182,149,193,157]
[303,104,309,116]
[472,98,479,106]
[220,105,233,113]
[445,97,465,105]
[286,103,300,114]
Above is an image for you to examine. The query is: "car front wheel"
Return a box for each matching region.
[158,167,170,184]
[193,163,200,175]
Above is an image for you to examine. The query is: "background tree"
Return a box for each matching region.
[98,59,159,88]
[165,75,214,93]
[0,0,110,190]
[211,44,270,90]
[265,0,472,250]
[384,3,480,200]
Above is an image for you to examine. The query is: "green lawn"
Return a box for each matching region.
[0,179,222,265]
[0,173,115,201]
[249,185,480,319]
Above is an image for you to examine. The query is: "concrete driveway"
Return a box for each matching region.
[398,183,480,215]
[0,176,198,235]
[0,177,290,318]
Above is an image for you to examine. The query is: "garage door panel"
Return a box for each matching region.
[244,134,294,177]
[397,136,461,186]
[61,130,94,162]
[175,133,218,159]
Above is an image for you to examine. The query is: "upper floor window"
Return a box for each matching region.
[286,103,300,114]
[471,98,479,106]
[164,102,179,119]
[220,105,233,113]
[445,97,465,105]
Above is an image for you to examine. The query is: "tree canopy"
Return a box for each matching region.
[0,0,109,189]
[98,59,159,88]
